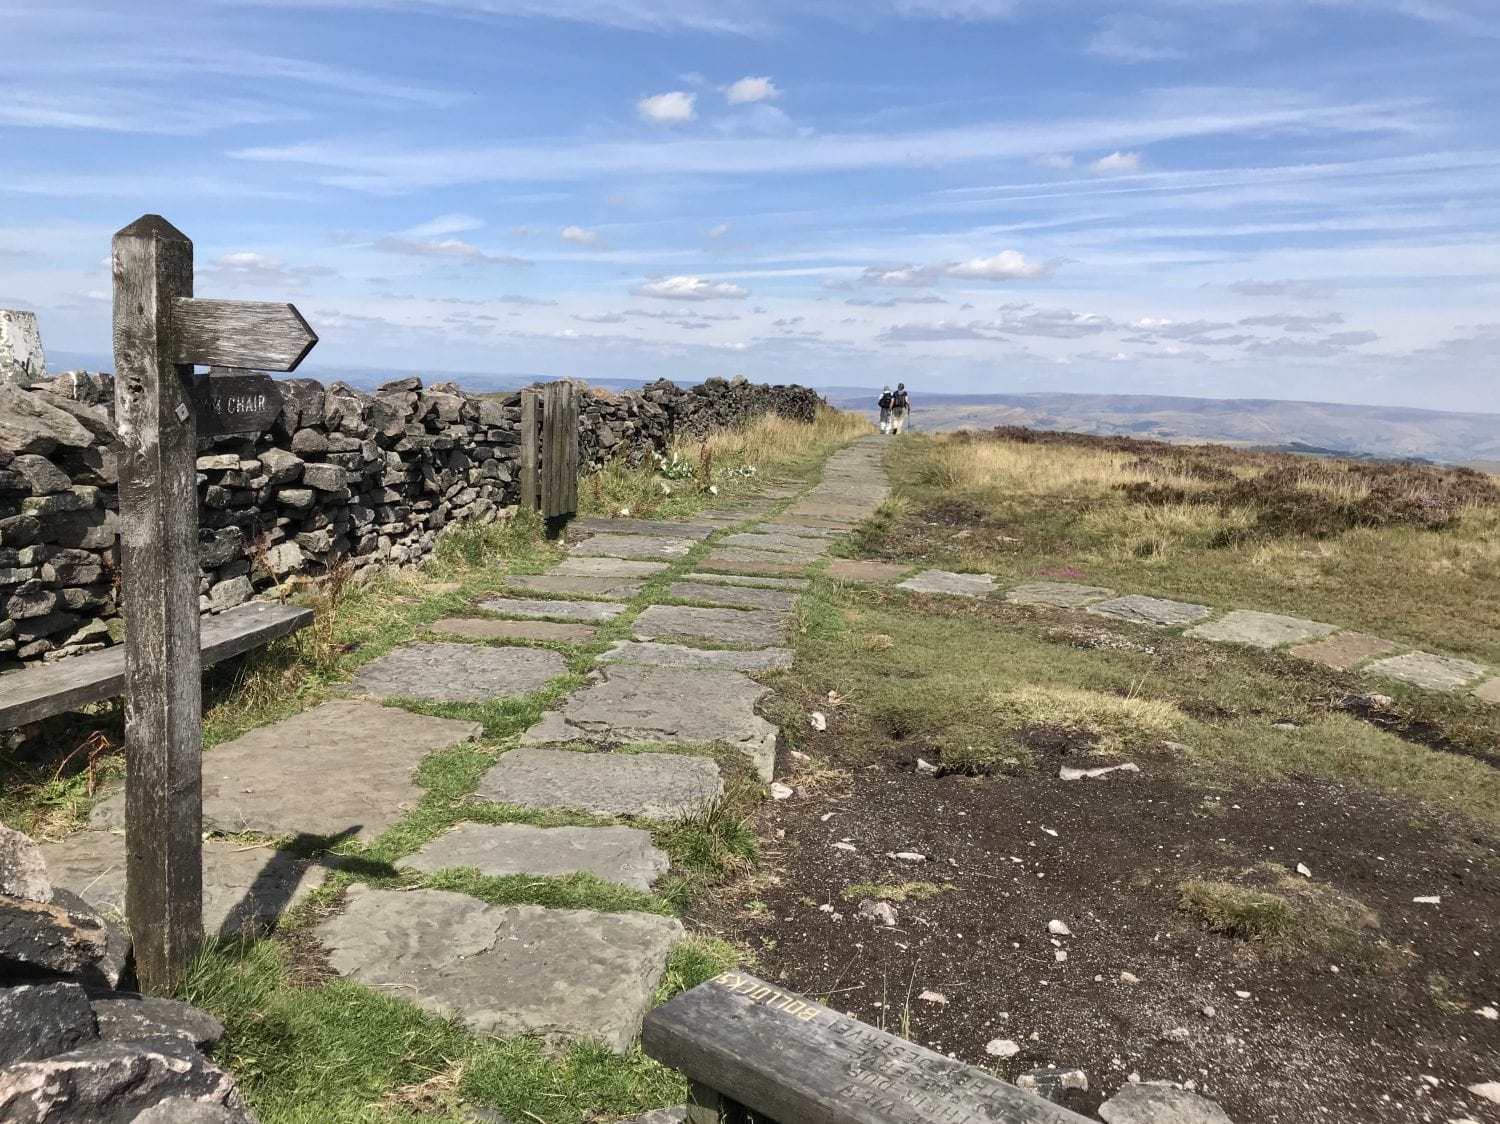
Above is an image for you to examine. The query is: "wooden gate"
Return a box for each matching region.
[519,380,579,519]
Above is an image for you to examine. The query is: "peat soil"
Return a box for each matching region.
[693,743,1500,1123]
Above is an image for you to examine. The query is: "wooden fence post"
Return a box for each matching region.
[519,387,541,512]
[112,215,204,994]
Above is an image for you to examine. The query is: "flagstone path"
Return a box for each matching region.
[899,562,1500,704]
[47,435,893,1064]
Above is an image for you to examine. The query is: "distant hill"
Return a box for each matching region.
[824,390,1500,467]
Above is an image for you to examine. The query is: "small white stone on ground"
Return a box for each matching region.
[809,711,827,731]
[833,842,856,852]
[1041,827,1058,837]
[1413,895,1442,905]
[916,757,939,775]
[858,899,898,927]
[1469,1082,1500,1105]
[887,851,926,862]
[1120,972,1140,984]
[1296,862,1312,877]
[1054,949,1068,962]
[1477,1006,1499,1020]
[986,1039,1021,1059]
[1059,762,1140,781]
[918,990,947,1005]
[769,782,794,800]
[1048,919,1072,936]
[1234,990,1251,999]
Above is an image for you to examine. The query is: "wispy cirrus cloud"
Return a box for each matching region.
[372,236,531,266]
[631,275,749,300]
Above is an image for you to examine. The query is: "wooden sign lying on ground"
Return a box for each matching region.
[191,368,281,436]
[643,970,1093,1124]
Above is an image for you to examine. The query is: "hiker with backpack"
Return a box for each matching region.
[889,383,911,434]
[877,386,894,433]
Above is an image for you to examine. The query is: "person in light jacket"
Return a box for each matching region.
[877,386,894,433]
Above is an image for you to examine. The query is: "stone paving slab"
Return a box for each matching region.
[632,604,789,648]
[665,581,799,612]
[1287,631,1398,670]
[1475,678,1500,704]
[568,517,717,541]
[897,569,997,598]
[553,557,670,578]
[1087,594,1213,628]
[505,574,647,600]
[756,523,843,538]
[598,641,794,672]
[431,618,598,645]
[1364,651,1487,691]
[520,663,778,779]
[347,643,568,702]
[1005,580,1116,608]
[783,502,878,522]
[478,597,626,622]
[683,572,811,591]
[568,533,697,561]
[718,532,830,558]
[826,559,911,584]
[92,701,483,842]
[316,886,682,1053]
[400,823,670,892]
[1184,609,1339,650]
[477,747,723,818]
[40,832,330,937]
[699,552,811,577]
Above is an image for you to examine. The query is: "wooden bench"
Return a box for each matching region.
[643,970,1094,1123]
[0,601,313,729]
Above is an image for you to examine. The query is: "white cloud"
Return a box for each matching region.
[637,90,696,124]
[401,213,484,238]
[879,320,1006,342]
[945,250,1051,280]
[1087,14,1188,63]
[994,304,1114,338]
[1091,150,1143,175]
[724,75,780,104]
[706,222,731,238]
[560,224,599,245]
[201,250,336,289]
[372,236,530,266]
[1034,153,1075,170]
[1239,311,1345,332]
[631,275,748,301]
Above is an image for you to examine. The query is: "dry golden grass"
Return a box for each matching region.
[990,684,1185,752]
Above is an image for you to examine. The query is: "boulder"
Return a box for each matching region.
[0,1036,253,1123]
[1098,1084,1235,1124]
[91,994,224,1049]
[10,454,71,495]
[0,981,97,1065]
[0,384,93,456]
[0,826,51,903]
[0,896,109,981]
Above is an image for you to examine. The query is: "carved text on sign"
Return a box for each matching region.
[192,369,282,435]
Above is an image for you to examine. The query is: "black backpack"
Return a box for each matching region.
[892,389,909,409]
[878,392,893,409]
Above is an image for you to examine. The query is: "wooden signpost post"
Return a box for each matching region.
[111,214,317,993]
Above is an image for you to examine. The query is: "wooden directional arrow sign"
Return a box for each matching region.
[172,297,318,371]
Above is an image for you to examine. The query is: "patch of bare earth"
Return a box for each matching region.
[693,756,1500,1123]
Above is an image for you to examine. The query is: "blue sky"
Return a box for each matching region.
[4,1,1498,410]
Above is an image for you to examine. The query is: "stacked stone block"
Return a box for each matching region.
[0,373,820,671]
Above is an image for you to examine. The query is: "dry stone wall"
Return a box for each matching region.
[0,373,820,671]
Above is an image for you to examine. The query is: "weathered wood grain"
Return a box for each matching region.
[644,971,1093,1124]
[171,297,317,371]
[520,387,541,512]
[0,602,313,729]
[191,367,282,435]
[112,214,205,994]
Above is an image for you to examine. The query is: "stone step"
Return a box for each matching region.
[825,559,912,584]
[568,533,697,561]
[505,574,648,600]
[568,517,718,541]
[346,642,568,702]
[698,551,812,577]
[664,581,799,613]
[91,701,483,842]
[478,597,626,623]
[477,747,723,819]
[897,569,998,598]
[553,557,671,578]
[40,832,330,952]
[520,663,777,780]
[682,572,811,591]
[399,823,670,892]
[1184,609,1338,650]
[1005,580,1116,608]
[632,604,789,649]
[315,886,682,1053]
[431,618,598,645]
[1086,594,1213,628]
[599,640,794,672]
[717,532,830,559]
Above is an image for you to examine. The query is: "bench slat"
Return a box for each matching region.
[643,971,1093,1124]
[0,601,313,729]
